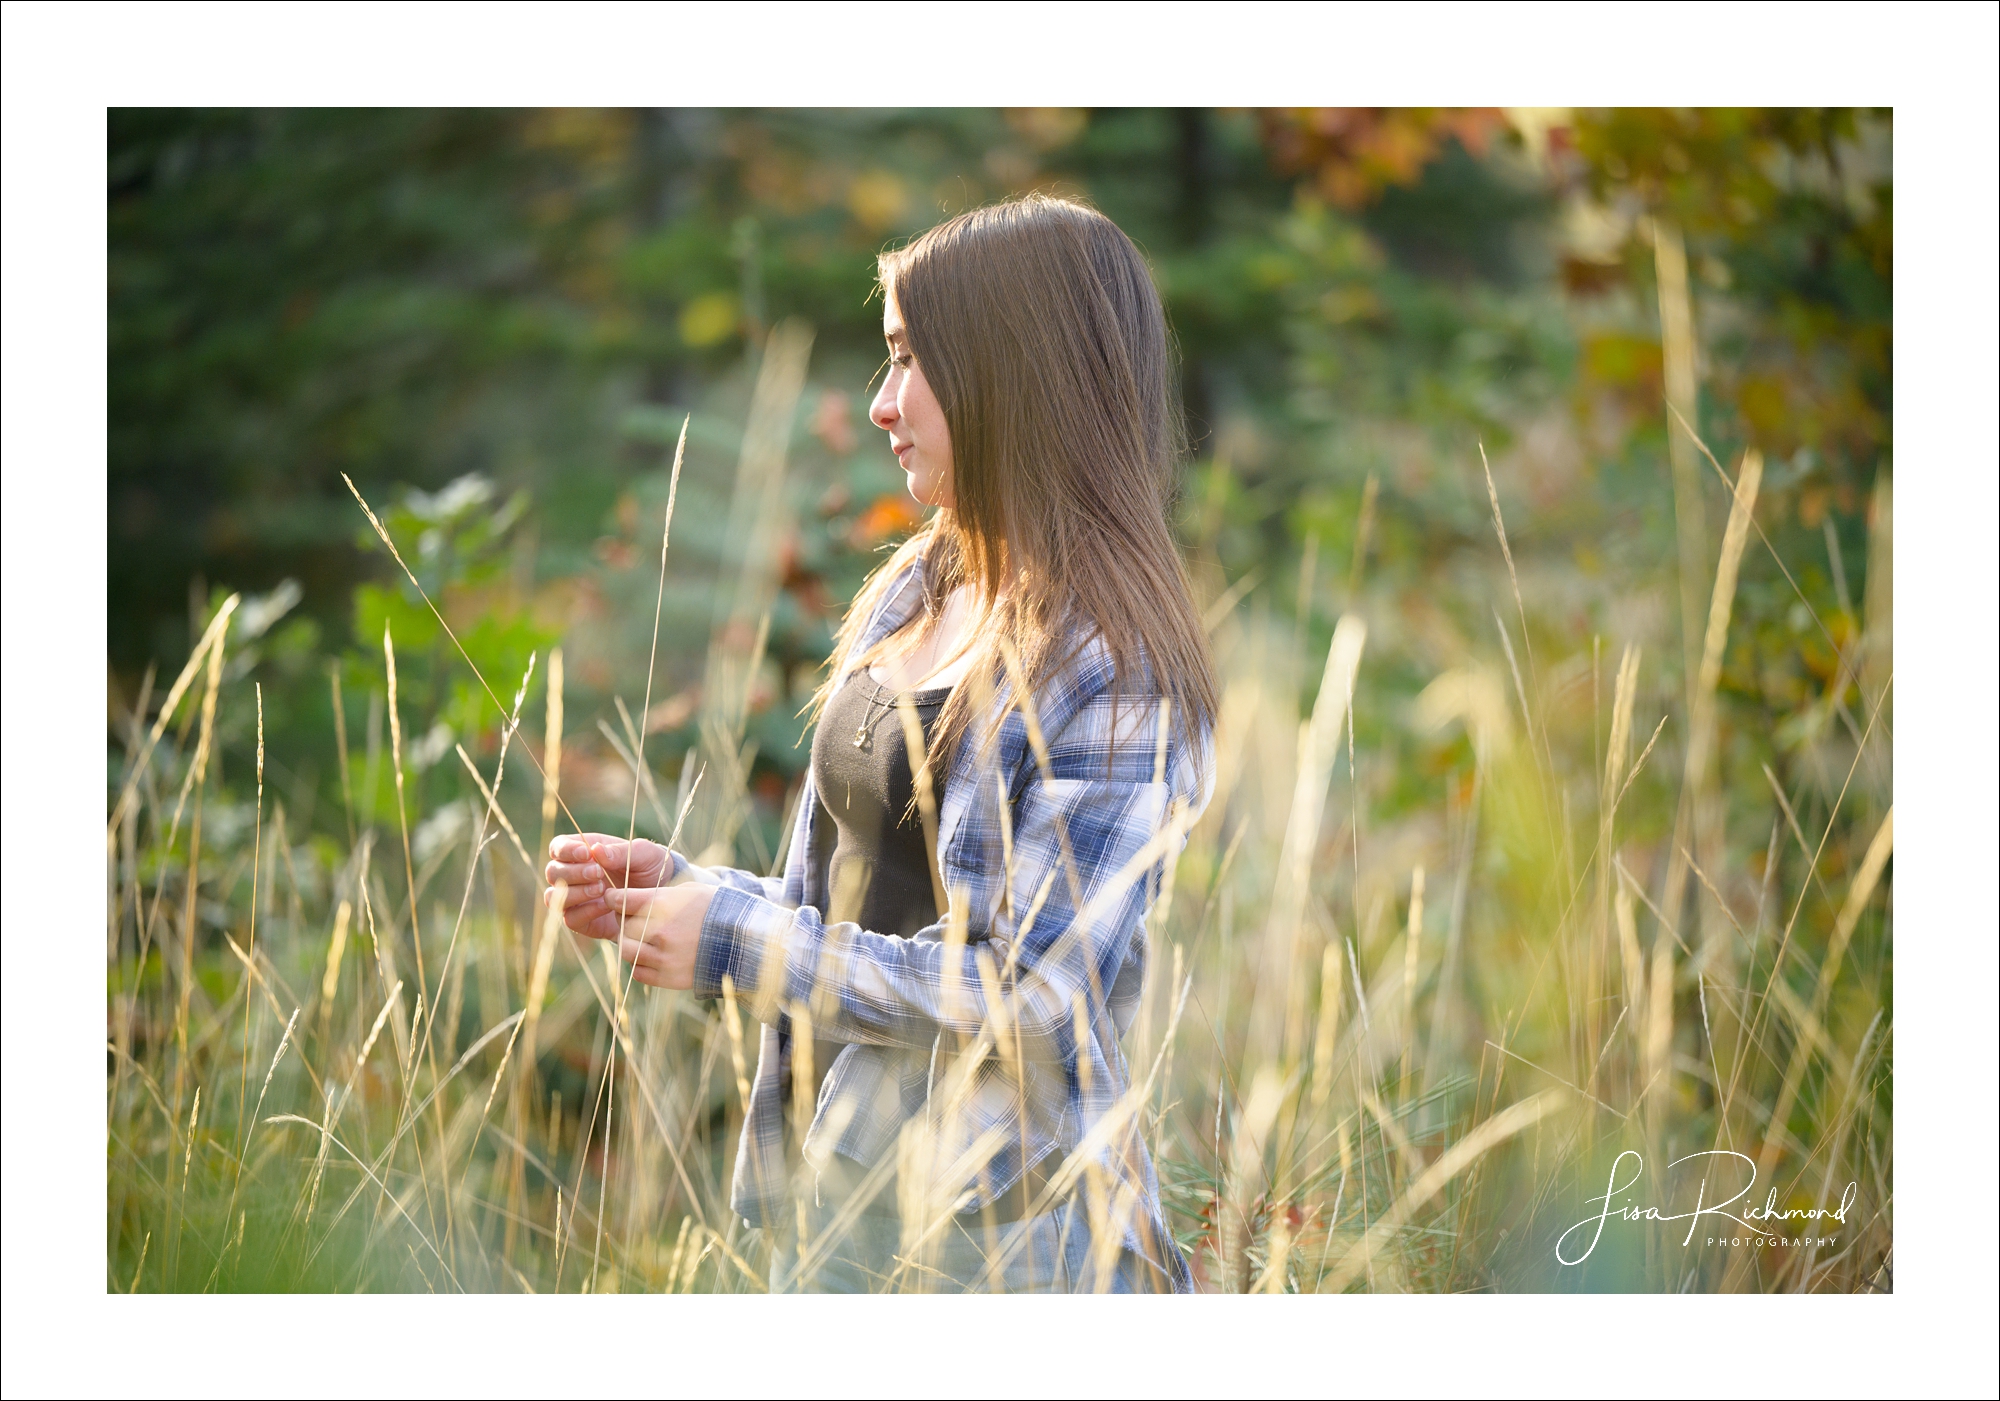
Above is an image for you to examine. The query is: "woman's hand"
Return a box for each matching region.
[542,834,712,990]
[545,833,671,894]
[603,882,713,990]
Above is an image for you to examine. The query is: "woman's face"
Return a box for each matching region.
[869,287,955,510]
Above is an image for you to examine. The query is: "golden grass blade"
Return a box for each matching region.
[183,1087,200,1184]
[1201,567,1263,634]
[1483,1039,1624,1120]
[993,633,1055,786]
[894,691,951,920]
[1361,1091,1424,1190]
[1310,941,1344,1120]
[1604,646,1640,801]
[1653,218,1709,711]
[1292,530,1319,660]
[538,646,564,862]
[108,594,239,833]
[455,744,535,877]
[381,623,431,1020]
[235,684,266,1162]
[331,660,355,845]
[720,975,752,1113]
[241,1006,301,1163]
[173,1085,200,1277]
[1642,923,1676,1129]
[1668,400,1854,671]
[479,1013,527,1127]
[614,416,687,1017]
[664,1216,693,1292]
[1612,715,1671,817]
[1615,883,1645,1044]
[320,899,352,1007]
[171,611,230,1123]
[1265,615,1366,1065]
[1760,806,1893,1166]
[1219,1067,1284,1290]
[1591,644,1641,1064]
[1478,442,1538,699]
[1345,471,1379,605]
[1399,865,1424,1101]
[423,652,536,1081]
[1322,1088,1566,1292]
[1820,807,1895,1004]
[356,981,405,1077]
[1660,449,1763,935]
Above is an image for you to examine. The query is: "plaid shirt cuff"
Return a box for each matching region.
[692,885,799,1020]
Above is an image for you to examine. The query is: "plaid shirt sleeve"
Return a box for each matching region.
[663,849,786,904]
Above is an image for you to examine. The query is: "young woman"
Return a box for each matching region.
[543,194,1217,1293]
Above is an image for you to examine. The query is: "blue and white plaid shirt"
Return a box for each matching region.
[672,561,1211,1291]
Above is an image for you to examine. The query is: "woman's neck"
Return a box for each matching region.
[868,582,983,692]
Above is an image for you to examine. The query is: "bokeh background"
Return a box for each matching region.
[107,108,1892,1293]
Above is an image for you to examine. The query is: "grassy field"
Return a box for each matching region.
[104,321,1892,1296]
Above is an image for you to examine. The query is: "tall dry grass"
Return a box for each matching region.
[105,317,1892,1294]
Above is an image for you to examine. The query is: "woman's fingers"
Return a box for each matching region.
[543,859,606,892]
[546,834,673,889]
[625,957,669,990]
[619,936,679,991]
[617,935,662,966]
[598,886,671,917]
[549,894,617,941]
[574,907,624,942]
[545,881,676,943]
[540,879,620,940]
[599,890,673,938]
[542,879,608,913]
[588,839,671,888]
[549,832,619,863]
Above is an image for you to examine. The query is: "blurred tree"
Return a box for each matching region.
[1549,108,1892,803]
[109,108,650,668]
[1561,108,1890,500]
[1259,108,1511,211]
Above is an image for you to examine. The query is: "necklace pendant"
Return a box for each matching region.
[854,726,872,752]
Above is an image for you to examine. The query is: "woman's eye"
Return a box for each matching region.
[889,353,912,369]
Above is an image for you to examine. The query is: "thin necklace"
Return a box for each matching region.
[852,684,897,753]
[856,595,960,751]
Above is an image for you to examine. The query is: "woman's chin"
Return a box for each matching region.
[905,471,949,510]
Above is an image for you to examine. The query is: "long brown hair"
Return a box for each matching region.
[820,193,1216,771]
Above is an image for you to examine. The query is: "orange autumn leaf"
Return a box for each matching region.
[849,492,925,547]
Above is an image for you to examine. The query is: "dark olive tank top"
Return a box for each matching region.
[808,673,951,938]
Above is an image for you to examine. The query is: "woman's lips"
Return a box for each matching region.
[894,442,913,463]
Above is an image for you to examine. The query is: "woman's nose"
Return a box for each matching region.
[869,378,898,430]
